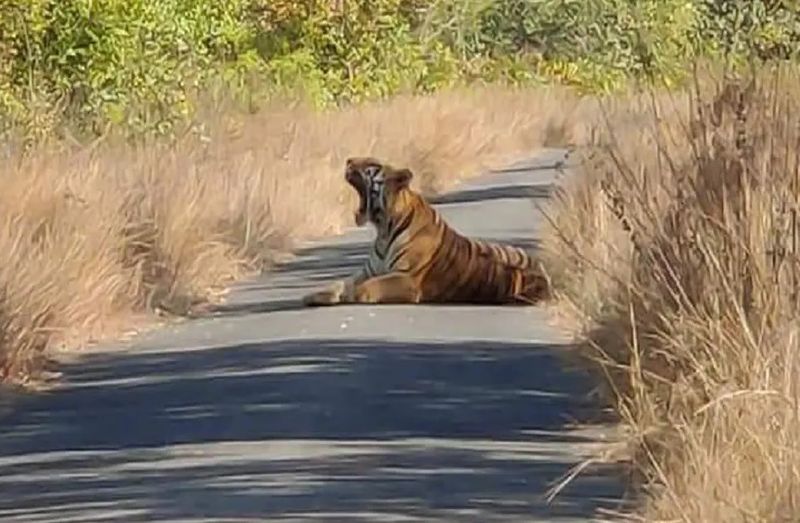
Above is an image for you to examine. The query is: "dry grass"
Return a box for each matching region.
[0,84,593,385]
[542,64,800,521]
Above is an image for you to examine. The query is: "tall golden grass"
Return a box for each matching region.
[542,65,800,520]
[0,85,592,385]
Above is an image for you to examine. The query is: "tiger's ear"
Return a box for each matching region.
[388,168,413,189]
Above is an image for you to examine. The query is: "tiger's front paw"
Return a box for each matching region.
[302,281,347,307]
[302,290,340,306]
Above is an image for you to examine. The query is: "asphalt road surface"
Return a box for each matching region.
[0,149,627,522]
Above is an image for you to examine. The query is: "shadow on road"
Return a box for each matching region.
[0,338,626,522]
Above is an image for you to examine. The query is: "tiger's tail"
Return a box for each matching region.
[514,258,552,305]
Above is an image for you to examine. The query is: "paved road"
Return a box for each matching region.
[0,149,626,522]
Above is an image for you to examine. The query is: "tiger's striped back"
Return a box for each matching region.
[376,184,547,304]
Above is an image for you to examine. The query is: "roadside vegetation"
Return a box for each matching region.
[2,0,800,520]
[541,5,800,522]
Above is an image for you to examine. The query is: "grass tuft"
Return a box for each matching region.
[543,64,800,520]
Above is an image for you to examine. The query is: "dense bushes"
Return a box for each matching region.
[427,0,698,91]
[1,0,798,141]
[0,0,260,139]
[0,0,456,140]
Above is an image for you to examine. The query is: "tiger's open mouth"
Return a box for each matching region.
[346,166,370,226]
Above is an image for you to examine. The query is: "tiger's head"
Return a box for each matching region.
[344,157,413,227]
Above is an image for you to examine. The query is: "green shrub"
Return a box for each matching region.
[252,0,460,103]
[0,0,798,142]
[422,0,700,93]
[0,0,259,140]
[693,0,800,63]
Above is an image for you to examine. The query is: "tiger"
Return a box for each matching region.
[301,156,551,307]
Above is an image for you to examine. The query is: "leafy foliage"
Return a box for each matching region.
[0,0,258,140]
[252,0,458,104]
[422,0,700,92]
[693,0,800,62]
[0,0,797,141]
